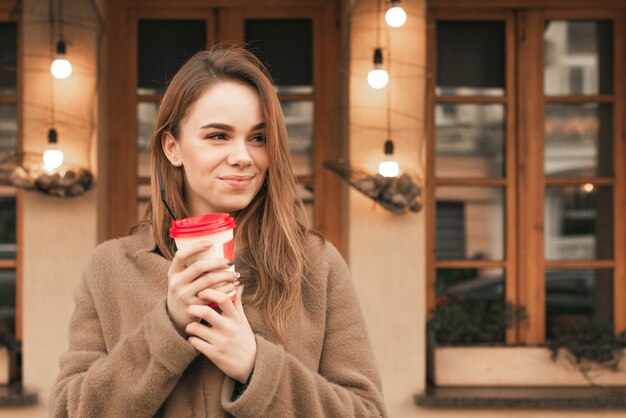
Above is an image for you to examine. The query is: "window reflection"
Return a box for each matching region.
[432,268,506,345]
[245,19,313,87]
[0,104,17,150]
[137,102,158,179]
[281,101,313,177]
[436,21,505,97]
[544,104,612,177]
[545,269,613,340]
[0,22,17,96]
[0,193,15,257]
[436,187,505,260]
[544,20,613,95]
[545,185,613,260]
[0,268,16,338]
[137,20,206,94]
[436,104,505,178]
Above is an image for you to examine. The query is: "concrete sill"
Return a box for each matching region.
[430,346,626,386]
[415,386,626,409]
[0,383,37,407]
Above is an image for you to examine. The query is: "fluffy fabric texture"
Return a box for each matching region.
[49,225,387,417]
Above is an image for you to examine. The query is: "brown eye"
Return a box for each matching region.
[250,134,266,143]
[207,133,227,140]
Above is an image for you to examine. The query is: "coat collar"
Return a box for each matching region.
[126,223,160,258]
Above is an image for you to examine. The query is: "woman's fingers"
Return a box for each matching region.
[172,258,233,290]
[186,270,237,296]
[195,288,238,318]
[169,240,212,273]
[188,303,223,326]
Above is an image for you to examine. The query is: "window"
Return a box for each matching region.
[135,17,210,220]
[244,18,315,221]
[0,16,20,346]
[427,8,624,349]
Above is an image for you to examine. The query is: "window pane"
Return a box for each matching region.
[296,182,313,225]
[432,268,505,345]
[137,102,158,179]
[435,104,505,178]
[0,103,17,150]
[281,101,313,177]
[544,21,613,95]
[245,19,313,88]
[436,187,505,260]
[545,104,612,177]
[137,184,150,221]
[436,21,505,96]
[545,185,613,260]
[0,22,17,96]
[546,269,613,340]
[138,20,206,94]
[0,268,16,337]
[0,195,16,258]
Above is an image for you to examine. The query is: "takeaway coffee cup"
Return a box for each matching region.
[170,213,237,306]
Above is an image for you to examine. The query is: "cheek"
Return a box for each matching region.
[254,149,269,173]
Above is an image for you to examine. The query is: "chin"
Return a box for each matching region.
[216,197,256,213]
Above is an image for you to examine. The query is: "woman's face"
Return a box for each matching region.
[163,81,268,216]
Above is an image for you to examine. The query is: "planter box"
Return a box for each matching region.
[0,347,18,385]
[430,346,626,387]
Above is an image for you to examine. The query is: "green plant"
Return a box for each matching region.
[548,320,626,376]
[427,300,527,346]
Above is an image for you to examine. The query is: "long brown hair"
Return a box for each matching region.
[139,44,310,339]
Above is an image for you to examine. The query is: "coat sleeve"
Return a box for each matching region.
[49,270,199,418]
[221,243,387,417]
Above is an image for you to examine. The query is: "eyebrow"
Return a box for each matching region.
[199,122,265,131]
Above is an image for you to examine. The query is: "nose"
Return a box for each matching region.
[227,138,253,168]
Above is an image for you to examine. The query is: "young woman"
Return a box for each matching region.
[50,45,386,417]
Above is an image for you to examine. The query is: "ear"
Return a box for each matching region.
[162,132,183,167]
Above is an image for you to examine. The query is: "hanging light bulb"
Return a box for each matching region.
[43,128,64,171]
[51,40,72,79]
[378,139,399,177]
[385,0,407,28]
[368,48,389,89]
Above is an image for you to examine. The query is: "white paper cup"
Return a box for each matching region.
[170,213,237,306]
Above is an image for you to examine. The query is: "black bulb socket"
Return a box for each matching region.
[48,128,58,144]
[373,48,383,65]
[384,139,394,155]
[56,40,67,56]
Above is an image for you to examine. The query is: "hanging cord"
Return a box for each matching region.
[57,0,64,41]
[48,0,55,129]
[385,10,391,139]
[376,0,382,47]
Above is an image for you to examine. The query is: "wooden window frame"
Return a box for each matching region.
[105,0,344,253]
[426,3,626,348]
[0,0,22,340]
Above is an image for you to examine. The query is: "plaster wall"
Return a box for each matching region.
[0,1,101,416]
[346,1,626,417]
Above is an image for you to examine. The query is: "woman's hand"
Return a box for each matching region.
[186,286,257,384]
[166,241,239,333]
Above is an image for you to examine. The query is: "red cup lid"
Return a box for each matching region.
[169,213,236,238]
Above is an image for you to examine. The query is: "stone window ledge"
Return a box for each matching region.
[415,386,626,409]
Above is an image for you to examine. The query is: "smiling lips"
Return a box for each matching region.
[220,175,255,189]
